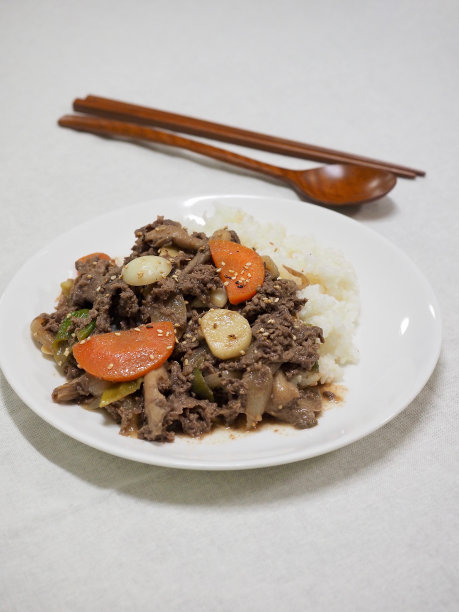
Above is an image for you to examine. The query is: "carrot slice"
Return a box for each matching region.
[72,322,175,382]
[209,239,265,305]
[76,252,112,264]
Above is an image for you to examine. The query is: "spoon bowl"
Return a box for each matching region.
[58,114,397,206]
[286,164,397,205]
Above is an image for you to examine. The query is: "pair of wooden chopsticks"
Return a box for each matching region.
[62,95,424,179]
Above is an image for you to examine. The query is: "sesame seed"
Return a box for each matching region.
[134,327,141,332]
[292,335,297,340]
[149,354,154,359]
[166,345,173,349]
[114,332,121,336]
[221,261,226,266]
[262,331,270,337]
[64,348,70,356]
[267,319,275,324]
[274,297,280,302]
[96,286,101,292]
[107,363,114,370]
[184,359,189,366]
[246,262,252,267]
[223,281,229,286]
[216,268,222,272]
[110,275,116,280]
[87,274,93,279]
[278,404,283,409]
[239,350,245,355]
[79,339,86,345]
[259,327,265,332]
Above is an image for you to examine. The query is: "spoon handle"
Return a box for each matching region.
[58,115,289,182]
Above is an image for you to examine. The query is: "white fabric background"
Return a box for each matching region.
[1,1,457,610]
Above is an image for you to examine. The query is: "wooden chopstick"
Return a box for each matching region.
[72,95,424,179]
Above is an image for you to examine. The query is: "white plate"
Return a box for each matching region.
[0,195,441,470]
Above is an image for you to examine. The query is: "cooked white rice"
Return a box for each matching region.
[190,206,360,385]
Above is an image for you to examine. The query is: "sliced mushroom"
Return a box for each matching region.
[145,224,205,252]
[182,246,210,273]
[143,366,170,438]
[30,315,55,354]
[52,373,110,403]
[211,228,232,242]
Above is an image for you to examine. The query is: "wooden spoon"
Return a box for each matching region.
[58,114,396,206]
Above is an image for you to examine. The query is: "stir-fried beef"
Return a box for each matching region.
[38,217,325,442]
[239,273,305,321]
[72,257,120,307]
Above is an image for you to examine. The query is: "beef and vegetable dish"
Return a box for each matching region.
[31,217,324,442]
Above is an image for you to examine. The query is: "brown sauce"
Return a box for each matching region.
[180,383,348,443]
[320,383,347,408]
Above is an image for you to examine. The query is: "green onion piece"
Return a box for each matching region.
[99,378,143,408]
[53,309,91,348]
[54,343,69,367]
[311,361,319,372]
[76,320,96,341]
[192,367,214,402]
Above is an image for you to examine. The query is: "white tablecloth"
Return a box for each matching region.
[1,1,457,610]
